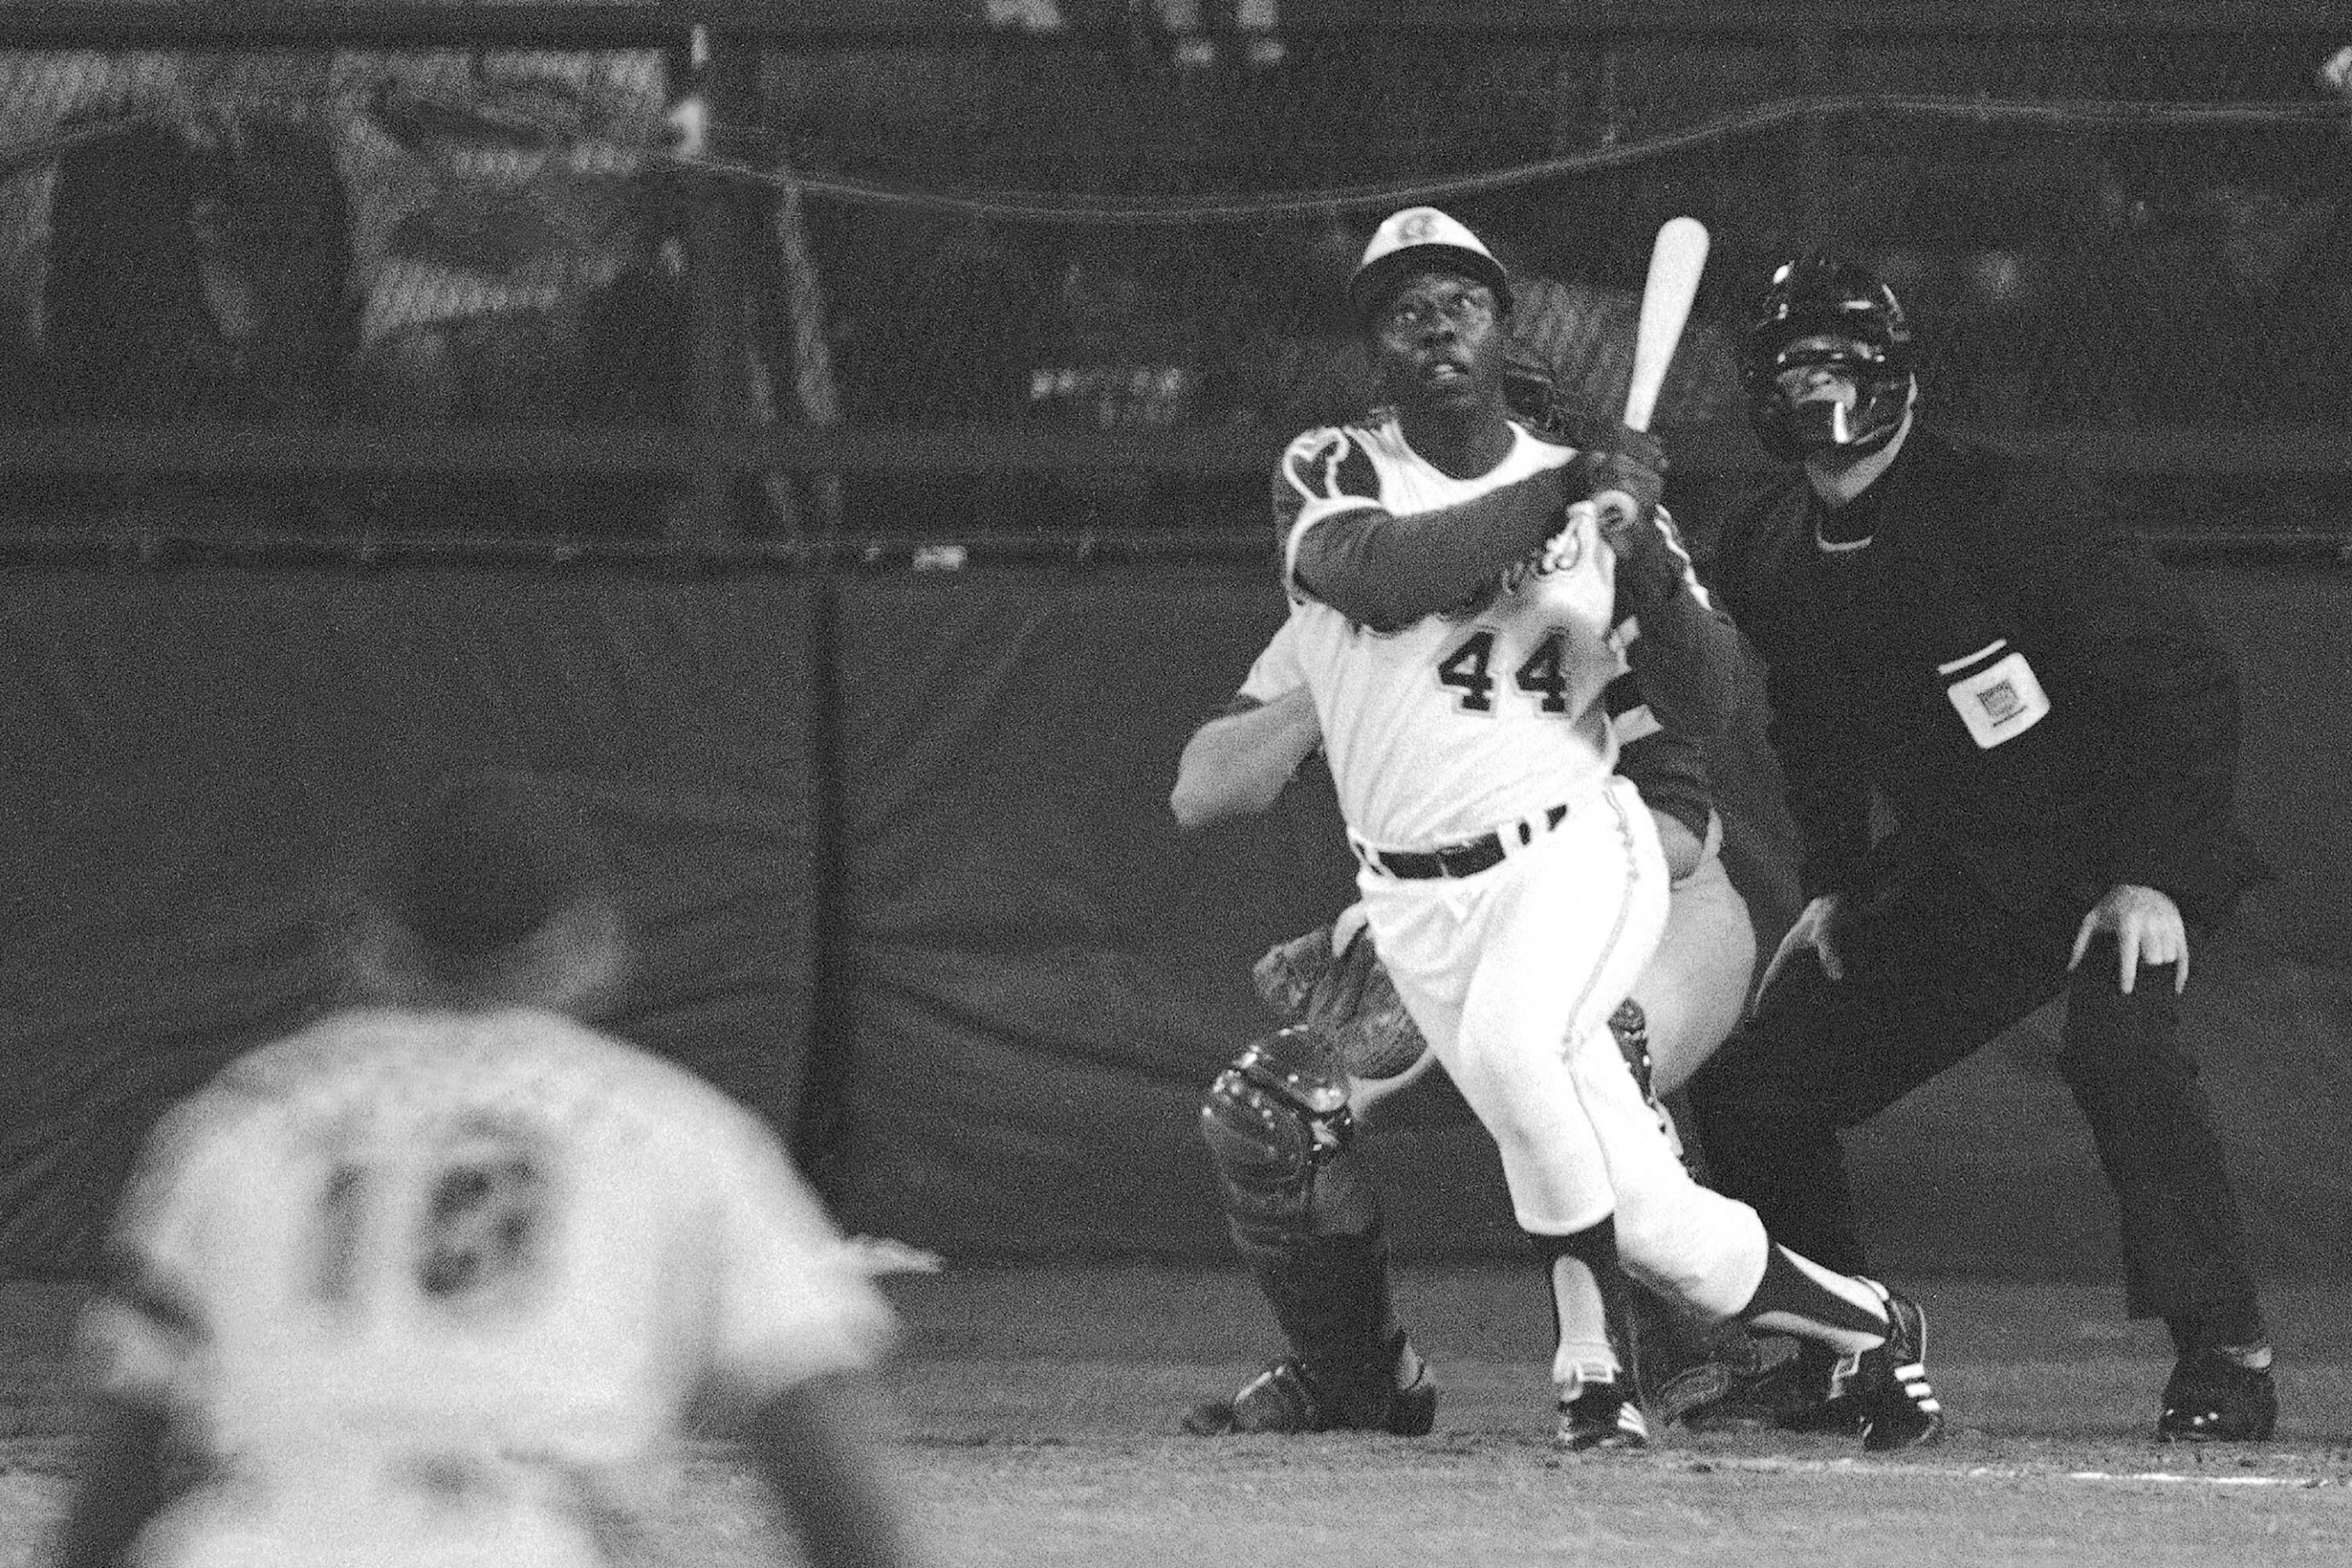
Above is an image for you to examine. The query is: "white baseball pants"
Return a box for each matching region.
[1359,777,1769,1320]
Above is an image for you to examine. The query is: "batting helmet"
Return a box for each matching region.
[1739,252,1915,462]
[1348,207,1514,327]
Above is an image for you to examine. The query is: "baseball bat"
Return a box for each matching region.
[1594,216,1711,524]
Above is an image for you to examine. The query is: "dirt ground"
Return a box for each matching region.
[5,1266,2352,1567]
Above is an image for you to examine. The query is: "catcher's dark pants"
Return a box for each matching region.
[1686,838,2264,1349]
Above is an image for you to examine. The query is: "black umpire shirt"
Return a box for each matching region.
[1712,425,2265,928]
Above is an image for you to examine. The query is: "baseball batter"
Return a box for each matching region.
[1252,206,1943,1450]
[59,773,924,1568]
[1199,599,1753,1118]
[1175,604,1784,1443]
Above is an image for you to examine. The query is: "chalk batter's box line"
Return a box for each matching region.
[1687,1456,2344,1490]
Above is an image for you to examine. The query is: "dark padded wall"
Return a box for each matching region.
[0,568,822,1275]
[820,562,2352,1283]
[4,561,2347,1282]
[820,567,1350,1258]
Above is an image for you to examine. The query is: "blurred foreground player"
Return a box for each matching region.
[1690,255,2277,1443]
[58,771,927,1568]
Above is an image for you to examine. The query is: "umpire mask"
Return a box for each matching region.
[1740,252,1916,462]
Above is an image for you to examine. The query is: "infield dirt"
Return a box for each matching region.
[5,1267,2352,1566]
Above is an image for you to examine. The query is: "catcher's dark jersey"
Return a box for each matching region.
[1712,426,2266,924]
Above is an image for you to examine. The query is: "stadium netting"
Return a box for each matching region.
[0,15,2345,550]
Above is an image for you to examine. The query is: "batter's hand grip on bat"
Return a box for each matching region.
[1592,491,1640,536]
[1584,447,1667,537]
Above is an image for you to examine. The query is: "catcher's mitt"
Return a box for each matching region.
[1251,918,1427,1081]
[1251,922,1665,1093]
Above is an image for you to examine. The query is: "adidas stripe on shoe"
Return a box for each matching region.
[1854,1282,1944,1452]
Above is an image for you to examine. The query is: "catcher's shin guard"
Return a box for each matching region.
[1608,997,1691,1167]
[1194,1026,1434,1434]
[1199,1026,1362,1250]
[1608,998,1658,1102]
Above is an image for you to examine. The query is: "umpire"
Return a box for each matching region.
[1686,253,2278,1443]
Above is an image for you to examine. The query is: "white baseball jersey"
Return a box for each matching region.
[1238,590,1664,753]
[1273,410,1624,851]
[83,1005,896,1568]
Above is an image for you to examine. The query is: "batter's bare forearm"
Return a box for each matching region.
[1294,468,1569,630]
[1170,688,1322,829]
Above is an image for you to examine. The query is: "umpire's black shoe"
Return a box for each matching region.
[1853,1283,1944,1452]
[2158,1349,2278,1443]
[1181,1338,1439,1437]
[1555,1378,1650,1452]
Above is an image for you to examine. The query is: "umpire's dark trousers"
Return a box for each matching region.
[1686,837,2265,1350]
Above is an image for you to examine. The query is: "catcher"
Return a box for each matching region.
[1171,607,1800,1443]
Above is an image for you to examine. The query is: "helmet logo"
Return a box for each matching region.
[1349,207,1514,325]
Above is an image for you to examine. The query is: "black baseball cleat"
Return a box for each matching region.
[1182,1345,1439,1437]
[1555,1378,1650,1452]
[2157,1349,2278,1443]
[1853,1283,1944,1452]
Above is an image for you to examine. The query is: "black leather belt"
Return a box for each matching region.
[1357,804,1571,880]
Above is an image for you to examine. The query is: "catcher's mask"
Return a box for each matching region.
[1739,252,1915,462]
